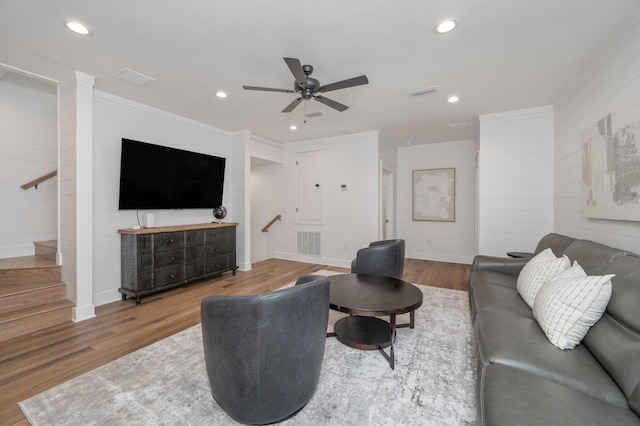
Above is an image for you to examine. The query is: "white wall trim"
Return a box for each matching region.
[479,105,554,122]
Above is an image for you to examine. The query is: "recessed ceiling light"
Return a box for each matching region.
[434,19,458,34]
[289,125,298,130]
[63,20,91,36]
[216,91,227,98]
[448,95,460,103]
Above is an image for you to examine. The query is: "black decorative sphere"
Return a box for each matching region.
[213,206,227,223]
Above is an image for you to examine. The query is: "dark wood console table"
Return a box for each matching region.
[118,223,238,304]
[328,273,423,369]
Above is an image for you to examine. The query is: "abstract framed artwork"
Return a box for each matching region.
[582,99,640,221]
[412,168,455,221]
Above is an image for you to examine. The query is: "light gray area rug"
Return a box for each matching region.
[20,272,476,425]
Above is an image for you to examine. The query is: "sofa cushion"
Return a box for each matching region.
[534,233,578,257]
[470,269,518,290]
[533,262,613,350]
[582,255,640,415]
[563,240,626,275]
[475,309,628,407]
[516,248,570,307]
[478,364,640,426]
[472,281,532,319]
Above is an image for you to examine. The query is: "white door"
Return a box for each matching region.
[380,161,394,239]
[296,150,323,223]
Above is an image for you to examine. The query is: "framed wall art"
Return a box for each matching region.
[412,168,455,221]
[582,99,640,221]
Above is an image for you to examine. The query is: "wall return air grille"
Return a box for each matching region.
[297,231,321,256]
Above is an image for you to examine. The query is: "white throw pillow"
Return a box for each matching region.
[517,248,570,307]
[532,262,614,350]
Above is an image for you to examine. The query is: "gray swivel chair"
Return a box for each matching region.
[350,239,405,280]
[201,277,330,425]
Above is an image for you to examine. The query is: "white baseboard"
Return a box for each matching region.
[272,251,351,269]
[73,303,96,322]
[93,289,122,307]
[405,251,473,265]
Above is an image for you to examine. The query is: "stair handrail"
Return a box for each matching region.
[261,214,282,232]
[20,170,57,190]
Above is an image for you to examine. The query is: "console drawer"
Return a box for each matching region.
[205,242,231,258]
[154,249,184,268]
[154,232,184,251]
[186,261,205,279]
[206,256,230,274]
[205,228,228,243]
[155,266,184,285]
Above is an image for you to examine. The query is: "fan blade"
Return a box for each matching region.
[282,97,303,113]
[313,95,349,112]
[243,85,295,93]
[284,57,306,86]
[319,75,369,93]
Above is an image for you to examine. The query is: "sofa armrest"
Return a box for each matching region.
[471,255,529,276]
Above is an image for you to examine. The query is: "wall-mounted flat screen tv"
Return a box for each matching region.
[118,138,226,210]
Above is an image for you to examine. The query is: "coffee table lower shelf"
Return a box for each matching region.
[331,316,397,368]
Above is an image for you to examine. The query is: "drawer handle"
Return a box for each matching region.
[170,274,175,278]
[168,239,175,244]
[170,256,175,261]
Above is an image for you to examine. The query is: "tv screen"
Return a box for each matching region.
[118,138,226,210]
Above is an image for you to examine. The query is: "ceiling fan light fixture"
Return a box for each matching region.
[63,20,92,36]
[434,19,458,34]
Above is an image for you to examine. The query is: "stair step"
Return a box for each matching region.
[0,299,74,341]
[34,240,57,261]
[0,281,67,314]
[0,300,74,341]
[0,265,61,285]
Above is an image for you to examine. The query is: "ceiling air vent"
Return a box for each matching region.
[114,68,155,86]
[304,111,324,118]
[448,122,468,130]
[408,85,438,97]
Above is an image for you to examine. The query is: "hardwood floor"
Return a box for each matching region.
[0,258,470,425]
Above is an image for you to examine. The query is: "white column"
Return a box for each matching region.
[59,71,95,321]
[231,130,252,271]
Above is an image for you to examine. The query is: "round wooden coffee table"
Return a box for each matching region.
[328,273,423,369]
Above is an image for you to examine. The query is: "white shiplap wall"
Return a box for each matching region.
[478,106,555,256]
[0,72,57,258]
[554,19,640,253]
[91,91,233,305]
[258,131,380,268]
[397,139,477,264]
[249,136,284,264]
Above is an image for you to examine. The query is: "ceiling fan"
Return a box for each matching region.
[242,57,369,113]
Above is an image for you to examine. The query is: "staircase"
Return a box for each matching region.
[0,241,74,342]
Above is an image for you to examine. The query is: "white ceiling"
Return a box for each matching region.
[1,1,639,146]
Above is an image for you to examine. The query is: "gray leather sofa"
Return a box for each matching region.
[469,233,640,425]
